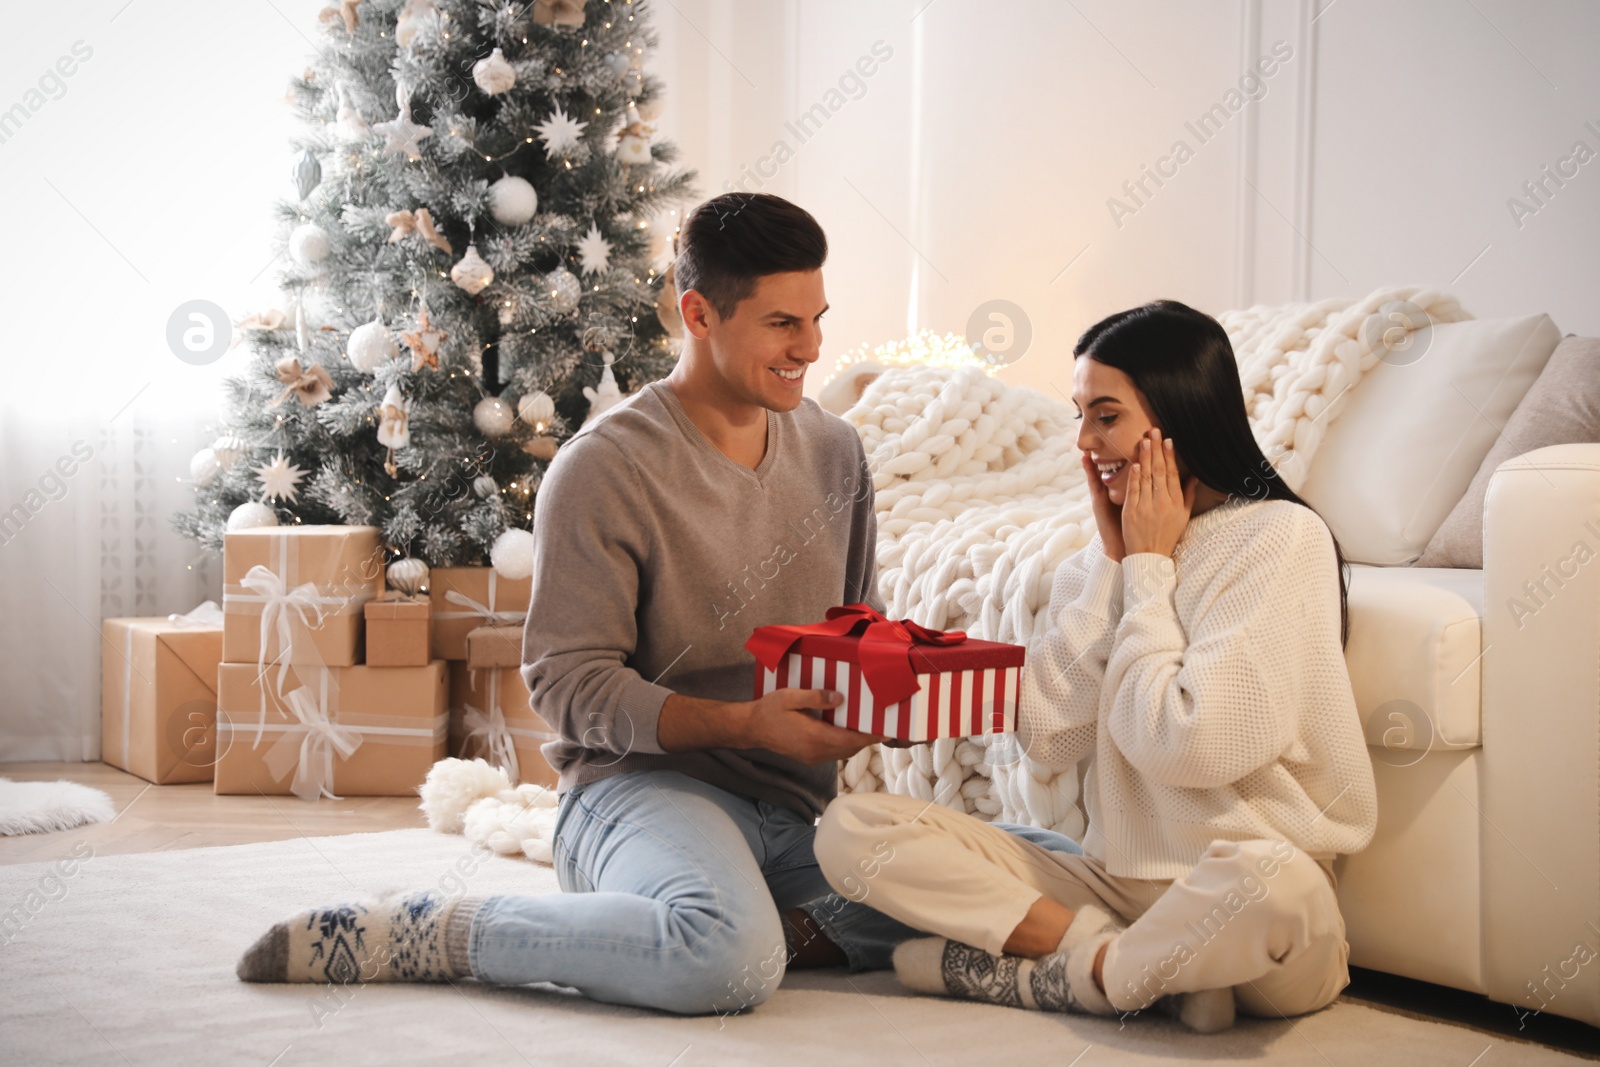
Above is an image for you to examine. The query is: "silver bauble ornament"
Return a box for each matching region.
[473,47,516,96]
[517,390,555,432]
[227,501,280,531]
[473,474,500,498]
[545,266,581,313]
[451,244,495,295]
[385,557,430,597]
[347,317,400,372]
[211,433,245,471]
[472,396,516,437]
[293,148,322,200]
[488,175,538,226]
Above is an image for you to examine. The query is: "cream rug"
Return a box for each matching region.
[0,828,1587,1065]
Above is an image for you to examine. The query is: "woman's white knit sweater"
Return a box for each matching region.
[1018,496,1377,880]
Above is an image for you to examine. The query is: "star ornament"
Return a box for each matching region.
[374,102,433,162]
[576,223,612,277]
[255,450,308,504]
[534,103,587,160]
[402,304,448,371]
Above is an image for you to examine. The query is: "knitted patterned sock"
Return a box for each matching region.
[893,904,1123,1014]
[237,891,489,984]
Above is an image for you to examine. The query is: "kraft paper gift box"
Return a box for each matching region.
[465,624,524,669]
[448,662,558,788]
[214,661,448,799]
[745,603,1025,742]
[430,567,531,661]
[365,597,431,667]
[222,525,384,668]
[100,616,224,784]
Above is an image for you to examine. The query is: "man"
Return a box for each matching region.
[235,192,922,1013]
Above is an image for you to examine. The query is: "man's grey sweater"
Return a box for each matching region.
[520,379,885,820]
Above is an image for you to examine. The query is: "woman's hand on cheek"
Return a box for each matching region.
[1081,452,1126,562]
[1121,429,1198,558]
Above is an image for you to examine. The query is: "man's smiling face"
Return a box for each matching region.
[700,269,827,412]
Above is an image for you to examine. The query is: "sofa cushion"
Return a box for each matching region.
[1345,564,1484,749]
[1300,314,1562,565]
[1416,334,1600,568]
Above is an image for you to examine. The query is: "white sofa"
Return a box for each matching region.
[1334,442,1600,1028]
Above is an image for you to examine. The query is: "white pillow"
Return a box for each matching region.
[1298,314,1561,566]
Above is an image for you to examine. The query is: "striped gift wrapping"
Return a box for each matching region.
[754,651,1018,742]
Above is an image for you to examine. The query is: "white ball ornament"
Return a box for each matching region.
[347,317,400,372]
[289,222,331,265]
[488,175,538,226]
[473,474,500,498]
[545,266,581,313]
[490,528,536,581]
[386,557,430,597]
[473,47,516,96]
[472,396,516,437]
[190,448,223,487]
[227,501,280,531]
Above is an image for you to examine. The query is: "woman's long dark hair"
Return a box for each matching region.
[1075,299,1350,645]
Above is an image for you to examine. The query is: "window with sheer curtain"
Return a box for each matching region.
[0,2,325,760]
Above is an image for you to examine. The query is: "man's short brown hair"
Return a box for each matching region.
[673,193,828,320]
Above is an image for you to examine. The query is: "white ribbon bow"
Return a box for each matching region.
[443,588,526,626]
[266,683,363,802]
[239,563,328,744]
[463,699,520,784]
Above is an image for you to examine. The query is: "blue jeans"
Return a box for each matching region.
[465,769,1082,1015]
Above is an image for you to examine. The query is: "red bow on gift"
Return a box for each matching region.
[744,603,967,708]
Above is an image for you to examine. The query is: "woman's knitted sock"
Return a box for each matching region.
[893,903,1122,1014]
[236,890,489,984]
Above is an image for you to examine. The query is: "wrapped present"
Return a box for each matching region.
[745,603,1024,742]
[429,567,530,660]
[222,525,384,669]
[100,610,224,784]
[365,596,431,667]
[214,661,448,799]
[447,662,558,788]
[465,624,523,669]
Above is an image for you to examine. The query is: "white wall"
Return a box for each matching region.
[652,0,1600,403]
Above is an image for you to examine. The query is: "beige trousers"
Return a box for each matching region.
[815,792,1350,1018]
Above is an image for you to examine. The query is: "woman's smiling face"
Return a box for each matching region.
[1071,356,1160,506]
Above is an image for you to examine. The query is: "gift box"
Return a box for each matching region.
[365,597,431,667]
[746,604,1025,742]
[214,661,448,799]
[222,525,384,668]
[465,624,523,669]
[448,662,558,788]
[430,567,531,661]
[100,615,224,784]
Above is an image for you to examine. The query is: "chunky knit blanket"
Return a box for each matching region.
[838,286,1469,833]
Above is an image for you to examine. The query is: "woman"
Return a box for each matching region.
[815,300,1376,1033]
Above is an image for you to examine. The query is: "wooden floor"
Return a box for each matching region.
[0,761,425,866]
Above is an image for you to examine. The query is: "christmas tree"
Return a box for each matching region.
[176,0,695,568]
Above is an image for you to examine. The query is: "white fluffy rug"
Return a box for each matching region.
[0,778,115,836]
[0,828,1588,1066]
